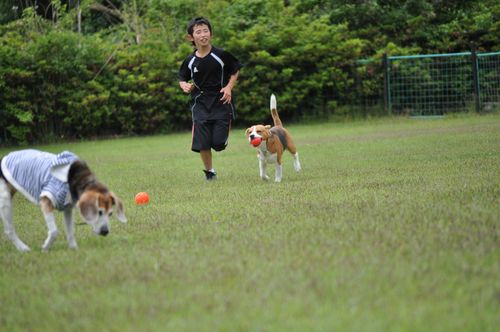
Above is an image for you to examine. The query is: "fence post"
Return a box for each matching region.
[471,47,481,112]
[382,53,391,115]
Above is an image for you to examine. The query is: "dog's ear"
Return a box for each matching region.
[245,127,251,137]
[259,126,272,139]
[77,192,99,223]
[110,192,127,223]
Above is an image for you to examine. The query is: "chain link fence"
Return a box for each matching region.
[356,51,500,116]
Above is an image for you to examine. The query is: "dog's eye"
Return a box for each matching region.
[98,210,103,216]
[109,212,113,217]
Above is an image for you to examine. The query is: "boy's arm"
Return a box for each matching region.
[220,71,239,104]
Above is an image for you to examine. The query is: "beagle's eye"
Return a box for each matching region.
[98,210,103,216]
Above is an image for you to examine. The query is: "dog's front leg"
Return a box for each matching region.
[0,180,31,251]
[258,154,270,181]
[40,197,58,251]
[63,206,78,249]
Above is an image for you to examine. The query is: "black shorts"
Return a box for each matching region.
[191,118,232,152]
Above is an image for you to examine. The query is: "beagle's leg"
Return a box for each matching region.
[63,206,78,249]
[286,138,301,172]
[0,179,31,251]
[40,197,58,251]
[258,153,269,181]
[293,152,301,172]
[274,153,283,182]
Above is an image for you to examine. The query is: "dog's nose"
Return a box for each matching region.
[99,227,109,236]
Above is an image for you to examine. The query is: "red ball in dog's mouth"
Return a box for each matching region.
[250,137,262,147]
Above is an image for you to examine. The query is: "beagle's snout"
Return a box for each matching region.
[99,226,109,236]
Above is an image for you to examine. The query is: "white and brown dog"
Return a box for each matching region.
[245,94,301,182]
[0,149,127,252]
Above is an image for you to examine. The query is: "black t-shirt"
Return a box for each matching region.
[179,46,242,120]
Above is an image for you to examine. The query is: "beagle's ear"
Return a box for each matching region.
[77,192,98,222]
[110,192,127,223]
[245,128,251,136]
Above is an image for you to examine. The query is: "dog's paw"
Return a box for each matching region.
[274,178,282,183]
[261,175,270,181]
[293,160,301,172]
[42,231,58,251]
[16,243,31,252]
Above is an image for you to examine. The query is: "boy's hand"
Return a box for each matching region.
[179,81,194,94]
[220,86,232,104]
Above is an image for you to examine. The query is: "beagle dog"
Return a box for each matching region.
[245,94,301,182]
[0,149,126,252]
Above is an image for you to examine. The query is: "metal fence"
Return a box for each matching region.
[356,51,500,116]
[478,52,500,112]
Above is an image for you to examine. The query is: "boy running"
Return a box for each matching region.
[178,17,242,181]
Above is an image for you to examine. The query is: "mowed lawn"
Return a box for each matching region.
[0,114,499,331]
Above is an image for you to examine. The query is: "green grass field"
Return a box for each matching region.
[1,114,499,331]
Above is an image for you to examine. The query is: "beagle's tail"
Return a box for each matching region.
[270,94,282,127]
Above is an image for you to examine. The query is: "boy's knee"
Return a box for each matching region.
[212,144,227,152]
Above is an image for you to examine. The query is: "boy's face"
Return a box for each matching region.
[189,23,212,48]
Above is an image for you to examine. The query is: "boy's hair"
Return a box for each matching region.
[187,16,212,36]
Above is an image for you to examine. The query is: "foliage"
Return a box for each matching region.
[230,11,362,121]
[0,0,18,25]
[0,0,498,144]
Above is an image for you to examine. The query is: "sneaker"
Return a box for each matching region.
[203,169,217,181]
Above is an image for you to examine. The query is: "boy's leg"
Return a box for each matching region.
[200,118,230,181]
[191,120,207,153]
[201,150,216,180]
[200,150,212,170]
[212,117,231,152]
[192,120,217,180]
[201,149,216,180]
